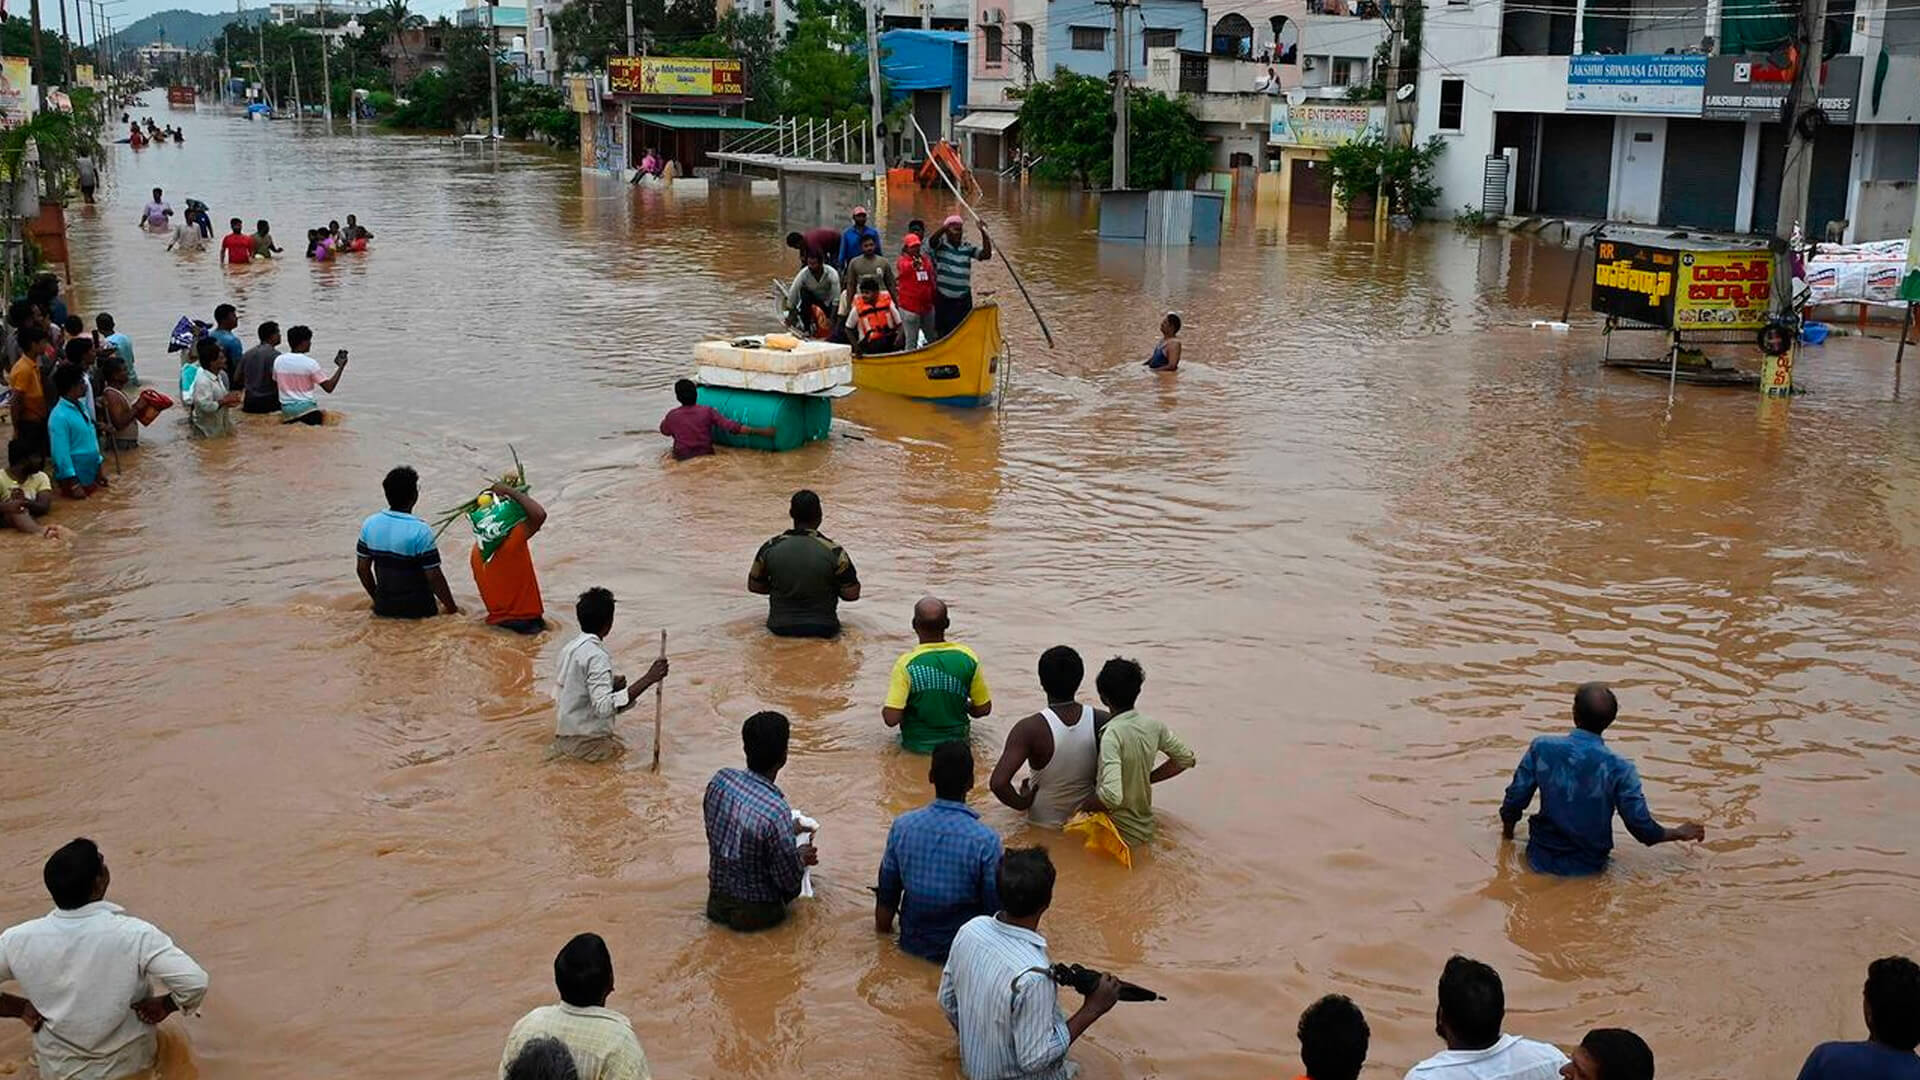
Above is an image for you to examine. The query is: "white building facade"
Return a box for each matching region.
[1414,0,1920,239]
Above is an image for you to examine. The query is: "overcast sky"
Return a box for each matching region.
[113,0,468,31]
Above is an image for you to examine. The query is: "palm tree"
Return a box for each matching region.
[373,0,425,91]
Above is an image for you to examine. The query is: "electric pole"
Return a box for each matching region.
[30,0,49,110]
[320,0,333,125]
[865,0,886,169]
[56,0,71,85]
[1768,0,1829,393]
[625,0,636,57]
[487,0,500,139]
[1376,5,1405,225]
[1101,0,1130,189]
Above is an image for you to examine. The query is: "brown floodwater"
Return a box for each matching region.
[2,105,1918,1080]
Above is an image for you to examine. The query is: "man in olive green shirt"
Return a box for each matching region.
[883,597,992,753]
[748,489,861,637]
[1089,657,1195,846]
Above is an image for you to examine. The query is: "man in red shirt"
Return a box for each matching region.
[219,218,255,265]
[659,379,773,460]
[786,226,845,269]
[895,233,935,350]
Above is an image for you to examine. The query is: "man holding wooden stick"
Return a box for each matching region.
[551,587,669,763]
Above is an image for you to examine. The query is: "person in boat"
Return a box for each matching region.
[1146,313,1183,371]
[895,233,936,350]
[846,276,903,357]
[786,251,842,341]
[786,227,844,269]
[838,207,881,269]
[841,233,897,311]
[928,215,992,341]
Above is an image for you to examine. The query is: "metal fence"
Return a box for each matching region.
[718,117,874,164]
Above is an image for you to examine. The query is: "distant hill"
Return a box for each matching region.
[103,7,269,51]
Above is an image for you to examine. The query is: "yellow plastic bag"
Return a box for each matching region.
[1063,811,1133,869]
[763,333,800,351]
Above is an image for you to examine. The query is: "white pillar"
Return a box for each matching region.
[1704,0,1722,50]
[1573,0,1588,54]
[1735,118,1760,231]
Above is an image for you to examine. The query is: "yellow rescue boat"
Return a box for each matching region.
[853,302,1001,407]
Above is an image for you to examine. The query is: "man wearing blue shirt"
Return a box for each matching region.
[838,207,880,269]
[355,466,459,619]
[209,304,245,369]
[1499,683,1705,875]
[875,741,1002,963]
[1796,956,1920,1080]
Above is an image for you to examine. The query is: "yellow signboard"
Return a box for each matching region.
[75,63,94,88]
[1673,249,1774,330]
[567,74,592,113]
[607,57,743,97]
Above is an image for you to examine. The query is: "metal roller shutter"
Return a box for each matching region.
[1536,115,1613,219]
[1657,120,1745,230]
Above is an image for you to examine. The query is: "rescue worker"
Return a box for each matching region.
[846,276,903,356]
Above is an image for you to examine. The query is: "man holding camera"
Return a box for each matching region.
[938,847,1120,1080]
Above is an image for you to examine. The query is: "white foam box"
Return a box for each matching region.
[695,362,854,395]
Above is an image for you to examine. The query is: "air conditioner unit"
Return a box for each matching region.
[983,8,1004,24]
[1302,56,1315,69]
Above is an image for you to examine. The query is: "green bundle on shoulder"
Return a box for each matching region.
[431,446,530,561]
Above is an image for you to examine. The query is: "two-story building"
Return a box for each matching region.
[1414,0,1920,239]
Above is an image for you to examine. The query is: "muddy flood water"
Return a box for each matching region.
[2,106,1918,1079]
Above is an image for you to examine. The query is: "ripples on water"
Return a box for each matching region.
[0,108,1916,1078]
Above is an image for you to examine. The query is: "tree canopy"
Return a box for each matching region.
[1017,72,1209,190]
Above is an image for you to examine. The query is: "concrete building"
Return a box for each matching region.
[527,0,566,81]
[267,0,375,26]
[455,1,527,51]
[1414,0,1920,239]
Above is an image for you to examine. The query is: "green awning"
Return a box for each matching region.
[628,112,769,131]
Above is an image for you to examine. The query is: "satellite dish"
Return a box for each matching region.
[1395,82,1415,101]
[1286,88,1308,106]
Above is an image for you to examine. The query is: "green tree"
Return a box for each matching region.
[1018,72,1208,190]
[1016,71,1111,188]
[1323,132,1444,216]
[771,0,867,123]
[2,16,74,85]
[1128,88,1207,189]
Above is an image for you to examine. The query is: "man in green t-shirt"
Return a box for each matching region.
[883,597,992,753]
[748,490,861,638]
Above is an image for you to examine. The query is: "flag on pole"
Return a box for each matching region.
[166,316,206,353]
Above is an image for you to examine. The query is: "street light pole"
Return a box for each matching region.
[320,0,333,125]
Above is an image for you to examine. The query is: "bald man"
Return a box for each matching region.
[882,597,992,754]
[1499,682,1706,875]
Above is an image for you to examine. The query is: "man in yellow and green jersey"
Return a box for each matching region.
[883,597,992,753]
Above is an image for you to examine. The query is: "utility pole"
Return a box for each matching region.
[1375,4,1405,226]
[865,0,886,169]
[1767,0,1829,394]
[73,0,85,78]
[1101,0,1130,189]
[625,0,636,56]
[487,0,500,138]
[57,0,71,86]
[319,0,333,125]
[290,43,301,117]
[30,0,50,110]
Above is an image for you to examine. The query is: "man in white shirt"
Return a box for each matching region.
[1404,956,1568,1080]
[938,847,1120,1080]
[0,839,209,1080]
[272,324,349,426]
[500,933,651,1080]
[552,586,668,762]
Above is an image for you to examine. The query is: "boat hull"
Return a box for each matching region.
[851,302,1001,407]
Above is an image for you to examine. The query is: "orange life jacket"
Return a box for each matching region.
[853,291,897,345]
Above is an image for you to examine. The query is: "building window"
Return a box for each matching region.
[1016,21,1034,67]
[1331,56,1353,85]
[1438,78,1465,130]
[985,24,1003,63]
[1178,51,1209,92]
[1071,25,1106,50]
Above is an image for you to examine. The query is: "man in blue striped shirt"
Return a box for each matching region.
[938,848,1120,1080]
[1499,683,1705,875]
[875,741,1002,963]
[929,215,992,341]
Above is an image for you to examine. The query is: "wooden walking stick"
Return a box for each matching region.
[650,629,666,772]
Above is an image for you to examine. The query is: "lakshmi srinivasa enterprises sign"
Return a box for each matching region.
[1703,54,1861,122]
[1566,54,1705,115]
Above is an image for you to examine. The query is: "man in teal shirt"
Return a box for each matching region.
[883,597,992,753]
[1090,657,1195,846]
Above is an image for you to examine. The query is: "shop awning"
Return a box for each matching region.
[955,111,1019,133]
[627,112,771,131]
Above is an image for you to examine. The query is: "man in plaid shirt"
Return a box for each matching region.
[875,741,1003,962]
[703,711,818,932]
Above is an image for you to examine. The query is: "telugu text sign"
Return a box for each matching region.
[607,57,744,97]
[1565,55,1705,115]
[0,57,33,128]
[1591,240,1678,327]
[1674,249,1774,330]
[1268,102,1384,148]
[1703,54,1861,122]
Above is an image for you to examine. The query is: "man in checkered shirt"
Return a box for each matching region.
[703,711,818,932]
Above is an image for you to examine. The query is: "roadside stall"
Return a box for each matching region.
[1585,227,1778,389]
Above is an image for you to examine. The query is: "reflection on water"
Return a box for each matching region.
[0,106,1916,1079]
